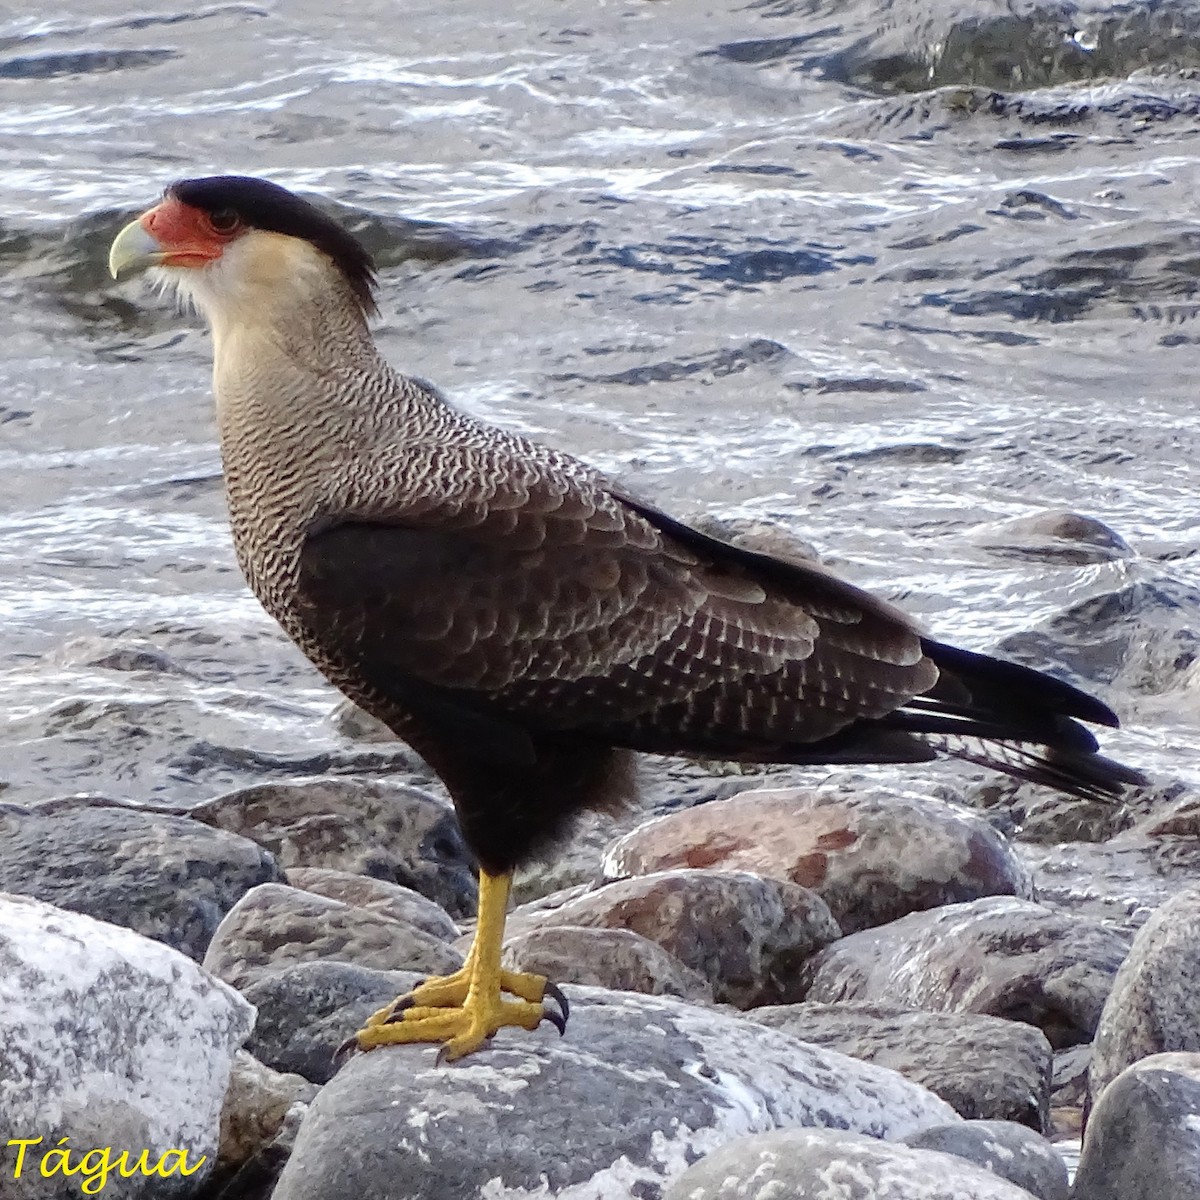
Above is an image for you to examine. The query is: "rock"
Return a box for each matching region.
[1089,886,1200,1100]
[1022,836,1200,935]
[271,988,958,1200]
[506,868,840,1007]
[503,926,714,1003]
[0,892,253,1200]
[189,779,477,919]
[217,1051,317,1171]
[329,698,400,743]
[1074,1053,1200,1200]
[603,785,1030,934]
[0,797,281,959]
[241,961,424,1084]
[971,510,1132,566]
[802,897,1128,1047]
[1050,1042,1091,1108]
[284,867,460,942]
[750,1001,1052,1130]
[663,1128,1042,1200]
[901,1120,1068,1200]
[203,882,462,992]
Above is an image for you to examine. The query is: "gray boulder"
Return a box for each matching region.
[802,897,1127,1047]
[604,785,1031,934]
[1074,1053,1200,1200]
[750,1001,1052,1129]
[271,988,958,1200]
[1089,886,1200,1100]
[190,778,477,918]
[0,797,280,960]
[203,882,462,991]
[0,892,253,1200]
[284,866,460,943]
[503,925,714,1002]
[901,1120,1068,1200]
[663,1128,1041,1199]
[506,868,839,1007]
[241,961,424,1084]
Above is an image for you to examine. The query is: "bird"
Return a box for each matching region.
[109,175,1144,1061]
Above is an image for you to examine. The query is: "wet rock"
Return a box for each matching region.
[1022,836,1200,935]
[217,1051,317,1173]
[284,866,459,943]
[203,882,462,992]
[1074,1053,1200,1200]
[503,926,714,1003]
[971,510,1132,566]
[328,698,399,743]
[189,779,477,919]
[507,868,840,1007]
[0,892,253,1200]
[1050,1042,1091,1109]
[995,577,1200,694]
[604,785,1030,934]
[271,988,958,1200]
[802,896,1127,1047]
[663,1128,1041,1200]
[241,960,423,1085]
[965,776,1130,844]
[1089,886,1200,1101]
[0,797,281,959]
[901,1120,1068,1200]
[750,1001,1052,1130]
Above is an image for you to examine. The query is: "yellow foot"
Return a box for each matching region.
[339,869,570,1063]
[350,969,569,1062]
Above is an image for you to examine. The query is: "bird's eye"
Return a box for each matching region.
[207,208,241,234]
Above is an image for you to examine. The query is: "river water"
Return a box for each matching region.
[1,0,1199,806]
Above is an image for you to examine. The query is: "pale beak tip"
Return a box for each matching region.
[109,216,164,280]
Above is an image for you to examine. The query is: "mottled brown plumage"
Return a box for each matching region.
[113,176,1144,881]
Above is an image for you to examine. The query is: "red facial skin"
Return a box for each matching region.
[141,196,240,268]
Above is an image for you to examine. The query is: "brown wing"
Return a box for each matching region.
[294,459,940,764]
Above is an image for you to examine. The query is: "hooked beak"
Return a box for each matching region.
[109,214,166,279]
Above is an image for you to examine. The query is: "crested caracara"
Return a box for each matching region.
[109,176,1144,1061]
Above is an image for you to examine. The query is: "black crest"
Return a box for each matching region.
[168,175,378,315]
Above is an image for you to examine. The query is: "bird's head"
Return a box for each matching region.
[108,175,378,327]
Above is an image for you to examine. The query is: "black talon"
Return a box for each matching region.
[544,980,570,1025]
[542,1009,567,1037]
[383,995,415,1025]
[333,1034,362,1066]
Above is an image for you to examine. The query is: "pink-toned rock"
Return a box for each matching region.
[505,868,839,1008]
[603,786,1030,934]
[503,926,714,1003]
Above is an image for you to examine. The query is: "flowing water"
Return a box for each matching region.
[2,0,1199,805]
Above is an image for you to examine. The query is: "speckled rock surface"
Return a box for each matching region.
[0,797,281,960]
[901,1120,1068,1200]
[271,988,957,1200]
[202,882,462,991]
[1074,1053,1200,1200]
[506,868,840,1007]
[503,925,714,1003]
[750,1001,1052,1129]
[0,892,253,1200]
[189,778,478,919]
[604,786,1030,934]
[1089,887,1200,1101]
[801,897,1127,1047]
[1022,836,1200,935]
[284,866,460,943]
[217,1051,317,1173]
[241,961,424,1084]
[663,1127,1041,1199]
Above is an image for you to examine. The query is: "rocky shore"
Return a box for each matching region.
[1,732,1199,1200]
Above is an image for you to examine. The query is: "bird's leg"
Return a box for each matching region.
[353,869,569,1061]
